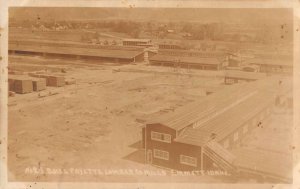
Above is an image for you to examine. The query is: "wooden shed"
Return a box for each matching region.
[141,76,291,181]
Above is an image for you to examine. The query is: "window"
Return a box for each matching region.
[223,139,229,149]
[153,149,169,160]
[233,132,239,142]
[180,155,197,167]
[151,131,171,143]
[226,78,235,84]
[243,124,248,134]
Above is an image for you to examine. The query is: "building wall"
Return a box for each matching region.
[123,41,150,46]
[9,50,135,63]
[258,64,293,74]
[159,50,227,58]
[144,123,213,171]
[144,103,274,171]
[219,104,274,150]
[133,52,145,62]
[149,60,220,70]
[158,44,181,50]
[224,77,255,84]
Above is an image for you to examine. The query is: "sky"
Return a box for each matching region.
[9,7,293,26]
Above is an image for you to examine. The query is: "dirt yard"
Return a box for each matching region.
[8,55,232,182]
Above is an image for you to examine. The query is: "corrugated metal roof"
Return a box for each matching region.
[174,127,211,146]
[148,78,272,130]
[149,54,222,65]
[175,90,275,145]
[154,77,291,146]
[191,90,275,142]
[9,44,144,59]
[205,141,236,164]
[123,38,151,43]
[224,70,267,80]
[247,58,293,67]
[10,39,145,51]
[147,76,290,137]
[158,49,229,56]
[254,53,292,60]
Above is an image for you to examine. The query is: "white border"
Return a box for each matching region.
[0,1,299,189]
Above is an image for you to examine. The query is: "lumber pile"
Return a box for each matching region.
[29,73,65,87]
[8,76,33,94]
[31,78,47,91]
[8,75,47,94]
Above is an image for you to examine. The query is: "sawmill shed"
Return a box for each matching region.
[141,76,292,182]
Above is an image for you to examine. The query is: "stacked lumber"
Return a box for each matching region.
[31,78,47,91]
[29,73,65,87]
[8,79,15,91]
[8,76,33,94]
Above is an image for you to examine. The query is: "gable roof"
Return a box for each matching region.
[247,58,293,67]
[224,70,267,80]
[149,54,222,65]
[147,76,291,144]
[9,43,144,59]
[123,38,151,43]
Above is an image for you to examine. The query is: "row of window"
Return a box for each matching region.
[153,149,169,160]
[151,131,172,143]
[160,51,224,58]
[153,149,197,167]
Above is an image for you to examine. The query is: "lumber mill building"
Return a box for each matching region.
[141,76,292,182]
[246,53,293,74]
[247,58,293,74]
[122,38,152,47]
[149,49,233,70]
[223,70,267,84]
[9,40,145,63]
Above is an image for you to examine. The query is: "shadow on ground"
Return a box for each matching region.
[123,140,146,164]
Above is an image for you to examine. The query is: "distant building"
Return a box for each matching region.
[158,49,230,58]
[167,29,175,33]
[122,39,152,47]
[227,58,240,67]
[182,32,192,38]
[247,58,293,74]
[149,54,224,70]
[9,40,145,64]
[158,43,182,50]
[224,70,267,84]
[149,49,230,70]
[245,53,293,74]
[241,65,260,72]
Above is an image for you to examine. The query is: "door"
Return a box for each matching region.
[147,149,153,164]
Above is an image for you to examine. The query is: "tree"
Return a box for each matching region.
[103,40,109,45]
